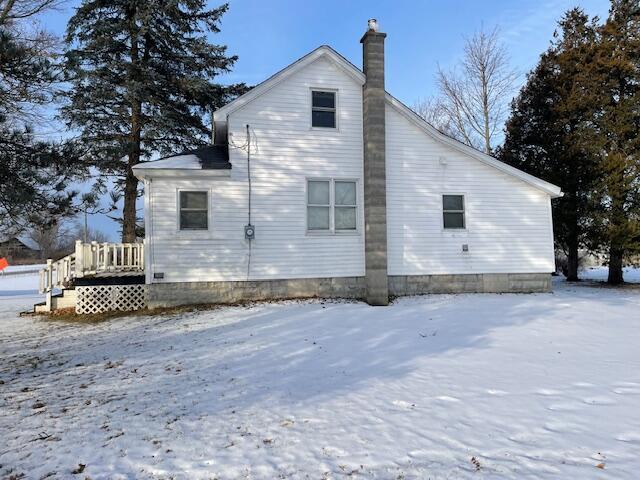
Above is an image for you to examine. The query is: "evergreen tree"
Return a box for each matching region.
[0,125,83,235]
[586,0,640,284]
[0,27,56,124]
[0,2,86,236]
[63,1,245,242]
[498,9,600,281]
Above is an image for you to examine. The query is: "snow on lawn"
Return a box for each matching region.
[0,272,41,297]
[580,266,640,283]
[1,280,640,479]
[2,264,46,274]
[0,265,44,297]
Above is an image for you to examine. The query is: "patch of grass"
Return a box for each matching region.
[27,304,224,324]
[26,297,361,324]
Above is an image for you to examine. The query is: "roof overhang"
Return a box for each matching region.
[133,168,231,180]
[132,145,232,180]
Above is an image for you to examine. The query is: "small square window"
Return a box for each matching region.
[312,91,335,109]
[308,180,330,205]
[335,181,356,206]
[308,206,330,230]
[443,195,465,229]
[335,207,356,230]
[179,191,208,230]
[311,91,336,128]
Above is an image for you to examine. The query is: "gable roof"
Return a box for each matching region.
[214,46,365,121]
[0,237,38,250]
[214,45,562,198]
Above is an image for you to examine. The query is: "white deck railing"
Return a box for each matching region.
[39,241,144,293]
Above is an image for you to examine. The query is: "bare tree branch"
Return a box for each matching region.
[0,0,64,26]
[413,96,474,145]
[434,26,518,154]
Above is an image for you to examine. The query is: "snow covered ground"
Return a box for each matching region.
[2,264,45,274]
[0,264,43,297]
[580,266,640,283]
[1,274,640,479]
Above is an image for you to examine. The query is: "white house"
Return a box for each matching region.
[133,20,561,308]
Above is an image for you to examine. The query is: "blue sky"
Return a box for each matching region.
[41,0,610,239]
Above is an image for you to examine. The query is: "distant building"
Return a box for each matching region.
[0,237,39,261]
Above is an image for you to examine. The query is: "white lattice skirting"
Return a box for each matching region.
[76,285,148,314]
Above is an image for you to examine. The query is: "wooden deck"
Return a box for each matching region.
[39,241,145,294]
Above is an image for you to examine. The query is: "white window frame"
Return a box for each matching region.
[310,88,338,130]
[442,193,466,230]
[176,189,211,232]
[306,179,331,232]
[306,178,359,235]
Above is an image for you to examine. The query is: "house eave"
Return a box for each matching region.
[133,168,232,180]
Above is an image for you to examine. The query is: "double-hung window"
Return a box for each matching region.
[179,191,208,230]
[307,179,357,232]
[442,194,465,229]
[311,90,336,128]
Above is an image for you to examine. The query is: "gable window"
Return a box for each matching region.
[443,195,465,229]
[307,179,357,232]
[179,191,208,230]
[311,90,336,128]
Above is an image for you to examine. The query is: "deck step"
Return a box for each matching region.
[34,289,77,313]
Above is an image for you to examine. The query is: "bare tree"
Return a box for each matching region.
[28,217,73,259]
[56,224,111,254]
[435,27,518,154]
[413,96,462,141]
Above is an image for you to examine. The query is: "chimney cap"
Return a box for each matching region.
[367,19,379,32]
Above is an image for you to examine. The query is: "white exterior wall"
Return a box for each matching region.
[144,56,555,284]
[145,57,365,283]
[385,106,555,275]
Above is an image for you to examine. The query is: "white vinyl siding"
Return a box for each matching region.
[143,53,555,285]
[145,56,364,282]
[385,105,555,275]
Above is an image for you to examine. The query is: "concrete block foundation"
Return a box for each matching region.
[148,277,367,309]
[148,273,551,309]
[388,273,551,296]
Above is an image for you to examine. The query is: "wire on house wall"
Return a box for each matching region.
[246,124,253,281]
[246,124,252,227]
[228,123,254,281]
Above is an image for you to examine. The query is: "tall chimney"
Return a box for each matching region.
[361,19,389,306]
